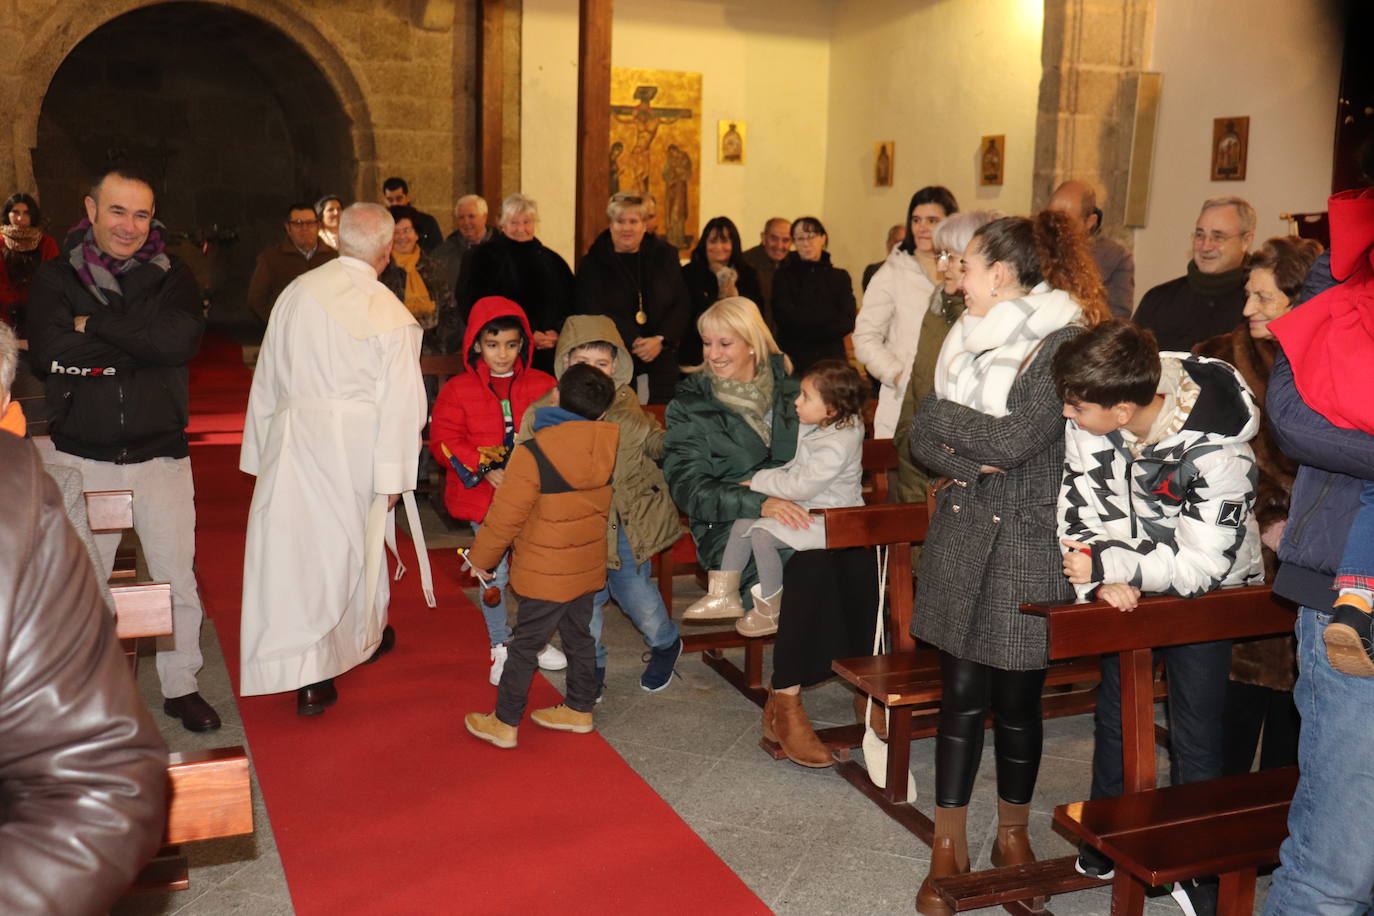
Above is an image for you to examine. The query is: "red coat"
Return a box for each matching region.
[429,296,555,522]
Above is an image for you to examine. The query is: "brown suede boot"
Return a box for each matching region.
[852,692,888,739]
[916,805,970,916]
[766,687,831,768]
[991,798,1036,868]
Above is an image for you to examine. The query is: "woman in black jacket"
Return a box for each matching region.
[456,193,574,374]
[576,192,691,402]
[771,216,855,376]
[679,216,762,366]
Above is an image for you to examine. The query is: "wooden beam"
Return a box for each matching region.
[479,0,505,207]
[575,0,613,266]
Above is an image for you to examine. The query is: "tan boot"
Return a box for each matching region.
[530,704,594,734]
[991,798,1036,868]
[852,692,888,739]
[916,805,970,916]
[767,687,831,768]
[735,584,782,637]
[682,570,746,620]
[465,712,517,749]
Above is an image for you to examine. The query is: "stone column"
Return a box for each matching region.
[1034,0,1156,245]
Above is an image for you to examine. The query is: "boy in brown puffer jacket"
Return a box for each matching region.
[464,364,619,749]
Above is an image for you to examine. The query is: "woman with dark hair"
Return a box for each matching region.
[909,210,1109,915]
[771,216,855,377]
[1,194,60,334]
[679,216,762,366]
[457,193,574,375]
[381,204,460,355]
[315,195,343,250]
[576,192,691,402]
[854,186,958,437]
[1194,235,1321,777]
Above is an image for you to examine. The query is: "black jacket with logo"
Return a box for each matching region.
[27,255,204,463]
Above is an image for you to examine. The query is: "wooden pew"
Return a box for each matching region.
[125,746,255,895]
[676,441,903,706]
[419,354,468,507]
[1054,766,1296,916]
[930,585,1296,914]
[84,489,138,580]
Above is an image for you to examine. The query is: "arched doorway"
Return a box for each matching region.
[34,2,357,330]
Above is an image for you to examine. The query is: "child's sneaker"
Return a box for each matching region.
[1074,843,1115,880]
[537,643,568,670]
[1324,593,1374,677]
[489,644,508,686]
[531,704,594,733]
[465,712,517,748]
[640,638,682,692]
[594,666,606,705]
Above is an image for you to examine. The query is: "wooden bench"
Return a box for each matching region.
[677,440,904,707]
[125,746,255,894]
[84,489,138,580]
[930,585,1296,914]
[1053,766,1296,916]
[419,354,468,508]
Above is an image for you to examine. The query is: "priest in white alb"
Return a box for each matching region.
[239,202,433,716]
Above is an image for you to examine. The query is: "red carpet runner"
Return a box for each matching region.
[188,333,767,915]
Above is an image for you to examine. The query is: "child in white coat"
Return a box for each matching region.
[683,360,866,636]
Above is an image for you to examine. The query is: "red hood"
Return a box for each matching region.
[1328,187,1374,281]
[462,296,533,373]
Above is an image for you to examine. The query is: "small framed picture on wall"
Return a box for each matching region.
[718,121,745,164]
[979,135,1005,186]
[1211,117,1249,181]
[874,141,894,187]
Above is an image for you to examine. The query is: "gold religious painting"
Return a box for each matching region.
[610,68,703,256]
[979,135,1005,186]
[1211,117,1249,181]
[718,120,745,165]
[874,141,894,187]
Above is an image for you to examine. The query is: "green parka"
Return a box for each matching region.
[518,315,683,569]
[662,355,800,599]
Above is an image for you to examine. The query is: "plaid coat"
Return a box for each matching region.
[907,325,1080,670]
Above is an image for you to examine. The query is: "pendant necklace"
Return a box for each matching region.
[618,248,648,325]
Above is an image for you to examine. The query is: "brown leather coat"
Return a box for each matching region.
[469,416,619,602]
[0,434,168,913]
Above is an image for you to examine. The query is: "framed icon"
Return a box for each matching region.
[979,135,1005,186]
[874,141,894,187]
[717,121,745,164]
[1211,117,1249,181]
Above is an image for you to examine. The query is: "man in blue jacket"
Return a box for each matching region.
[1263,187,1374,915]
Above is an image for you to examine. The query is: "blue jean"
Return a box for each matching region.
[1090,639,1232,800]
[589,527,680,668]
[1336,481,1374,589]
[469,522,512,646]
[1265,607,1374,915]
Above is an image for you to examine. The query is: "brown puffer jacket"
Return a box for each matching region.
[0,434,169,914]
[468,415,619,602]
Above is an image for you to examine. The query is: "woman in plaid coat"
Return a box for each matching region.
[907,212,1109,916]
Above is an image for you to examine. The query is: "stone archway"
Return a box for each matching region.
[17,0,381,324]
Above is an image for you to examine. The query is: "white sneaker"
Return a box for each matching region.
[537,643,568,671]
[489,644,508,686]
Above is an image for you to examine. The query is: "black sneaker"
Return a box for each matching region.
[640,637,682,692]
[594,666,606,705]
[1074,843,1115,880]
[1169,877,1217,916]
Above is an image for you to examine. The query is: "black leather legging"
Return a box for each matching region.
[935,653,1048,808]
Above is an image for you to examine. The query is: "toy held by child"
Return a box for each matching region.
[682,359,867,637]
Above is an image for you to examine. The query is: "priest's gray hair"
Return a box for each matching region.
[0,322,17,398]
[338,203,396,261]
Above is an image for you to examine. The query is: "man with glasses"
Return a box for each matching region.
[1133,196,1254,351]
[246,201,338,327]
[741,216,793,331]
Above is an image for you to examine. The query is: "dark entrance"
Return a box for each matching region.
[34,2,356,333]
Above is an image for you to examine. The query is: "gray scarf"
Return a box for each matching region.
[710,363,775,446]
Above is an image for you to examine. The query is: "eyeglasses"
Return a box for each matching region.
[1192,230,1242,246]
[287,219,319,227]
[793,233,821,243]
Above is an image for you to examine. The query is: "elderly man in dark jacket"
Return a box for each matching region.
[0,434,169,914]
[27,168,221,734]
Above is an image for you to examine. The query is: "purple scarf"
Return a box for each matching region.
[67,218,171,306]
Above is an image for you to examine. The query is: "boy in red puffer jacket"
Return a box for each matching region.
[431,296,557,685]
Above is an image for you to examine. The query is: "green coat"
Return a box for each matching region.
[663,355,800,599]
[518,315,683,569]
[893,289,965,503]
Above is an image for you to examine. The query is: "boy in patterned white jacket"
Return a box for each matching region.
[1050,319,1263,907]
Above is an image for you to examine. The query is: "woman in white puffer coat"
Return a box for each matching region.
[853,186,958,437]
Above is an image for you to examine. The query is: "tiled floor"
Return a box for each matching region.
[111,498,1269,914]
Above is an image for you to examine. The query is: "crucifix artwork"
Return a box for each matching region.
[610,68,702,256]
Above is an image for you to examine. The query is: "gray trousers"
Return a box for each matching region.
[720,518,786,596]
[495,591,597,726]
[47,451,206,699]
